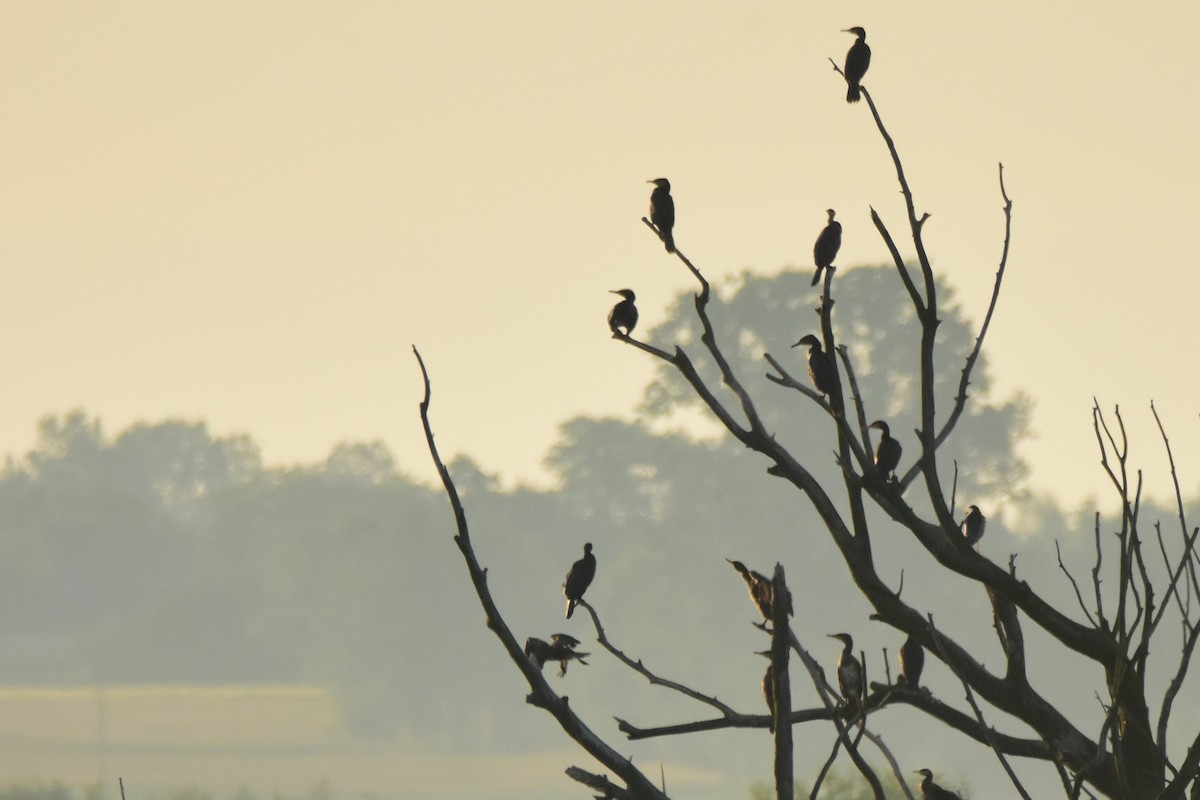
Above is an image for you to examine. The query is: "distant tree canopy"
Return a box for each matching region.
[7,267,1188,799]
[635,266,1031,503]
[0,267,1035,751]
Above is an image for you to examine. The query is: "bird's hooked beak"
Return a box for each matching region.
[610,290,622,296]
[791,335,815,349]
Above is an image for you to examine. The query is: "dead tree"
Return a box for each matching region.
[416,43,1200,800]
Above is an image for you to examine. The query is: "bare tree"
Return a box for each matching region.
[416,43,1200,800]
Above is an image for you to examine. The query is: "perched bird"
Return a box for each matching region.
[791,334,838,399]
[762,661,776,734]
[914,769,962,800]
[842,27,871,103]
[563,542,596,619]
[811,209,842,287]
[524,635,591,677]
[608,289,638,337]
[828,633,863,713]
[868,420,902,480]
[898,635,924,688]
[961,505,986,547]
[648,178,675,253]
[727,559,776,621]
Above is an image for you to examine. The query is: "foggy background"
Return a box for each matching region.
[4,1,1200,799]
[2,267,1198,799]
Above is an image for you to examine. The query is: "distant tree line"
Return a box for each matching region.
[6,269,1193,792]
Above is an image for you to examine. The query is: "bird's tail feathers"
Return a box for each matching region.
[811,267,823,287]
[566,599,576,619]
[662,231,675,254]
[846,85,862,103]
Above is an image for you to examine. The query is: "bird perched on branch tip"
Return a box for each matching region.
[727,559,786,621]
[812,208,842,287]
[648,178,675,253]
[563,543,596,619]
[842,27,871,103]
[608,289,638,337]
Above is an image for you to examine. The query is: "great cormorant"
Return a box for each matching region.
[812,209,842,287]
[828,633,863,713]
[728,559,776,621]
[524,635,591,677]
[842,27,871,103]
[961,505,986,547]
[898,635,924,688]
[761,658,776,734]
[648,178,675,253]
[868,420,902,480]
[791,334,838,398]
[563,543,596,619]
[549,633,589,676]
[608,289,638,337]
[914,769,962,800]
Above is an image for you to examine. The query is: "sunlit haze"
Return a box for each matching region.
[3,3,1200,506]
[3,5,1200,796]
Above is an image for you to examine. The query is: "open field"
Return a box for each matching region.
[0,685,614,800]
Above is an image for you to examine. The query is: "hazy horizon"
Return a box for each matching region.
[5,2,1200,799]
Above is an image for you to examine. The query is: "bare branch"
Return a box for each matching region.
[1057,539,1099,627]
[928,614,1034,800]
[578,599,737,715]
[566,766,638,800]
[415,348,669,800]
[921,164,1015,467]
[790,632,884,800]
[770,566,793,800]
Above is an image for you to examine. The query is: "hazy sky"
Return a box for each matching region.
[3,2,1200,510]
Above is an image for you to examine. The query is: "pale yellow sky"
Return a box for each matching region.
[3,2,1200,509]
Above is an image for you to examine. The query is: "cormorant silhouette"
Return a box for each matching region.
[727,559,776,621]
[961,505,986,547]
[524,635,591,677]
[868,420,902,480]
[791,334,838,398]
[648,178,675,253]
[914,769,962,800]
[812,208,842,287]
[762,661,776,734]
[828,633,863,713]
[608,289,638,337]
[842,27,871,103]
[898,635,924,688]
[563,543,596,619]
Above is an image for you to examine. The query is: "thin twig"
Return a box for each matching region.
[578,599,737,715]
[1057,540,1099,627]
[927,614,1034,800]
